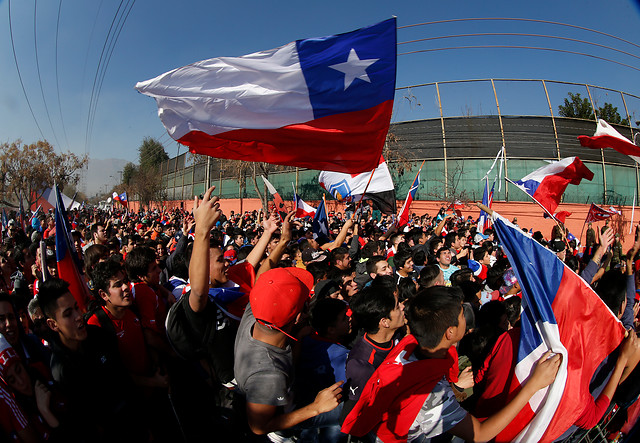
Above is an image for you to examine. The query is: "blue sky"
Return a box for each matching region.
[1,0,639,186]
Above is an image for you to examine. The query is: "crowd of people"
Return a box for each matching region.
[0,185,638,442]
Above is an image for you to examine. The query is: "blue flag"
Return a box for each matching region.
[312,199,329,241]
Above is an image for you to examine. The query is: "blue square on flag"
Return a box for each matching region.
[296,18,396,119]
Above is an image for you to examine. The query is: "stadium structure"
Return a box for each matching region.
[156,78,640,210]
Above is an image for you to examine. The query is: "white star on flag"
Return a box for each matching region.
[329,48,379,90]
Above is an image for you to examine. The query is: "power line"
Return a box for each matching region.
[84,0,127,153]
[7,0,46,141]
[399,33,640,62]
[398,18,640,51]
[33,0,62,150]
[88,0,137,149]
[398,46,640,73]
[55,0,71,150]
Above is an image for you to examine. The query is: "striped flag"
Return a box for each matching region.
[294,194,316,218]
[54,186,89,312]
[491,214,625,442]
[261,175,287,219]
[578,119,640,163]
[397,166,421,227]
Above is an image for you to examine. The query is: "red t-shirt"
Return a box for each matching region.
[131,282,167,334]
[87,306,150,376]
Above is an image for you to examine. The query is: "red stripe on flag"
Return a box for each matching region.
[179,100,393,174]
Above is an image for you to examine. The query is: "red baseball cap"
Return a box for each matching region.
[250,267,313,339]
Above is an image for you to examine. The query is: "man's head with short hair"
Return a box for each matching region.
[419,265,444,289]
[125,246,159,283]
[330,247,351,271]
[436,247,452,267]
[406,286,464,350]
[366,256,393,279]
[91,260,132,309]
[350,285,403,335]
[91,223,107,244]
[310,298,350,339]
[595,270,628,318]
[38,278,88,346]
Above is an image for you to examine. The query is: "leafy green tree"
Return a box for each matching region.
[558,92,594,119]
[596,103,629,125]
[122,162,137,186]
[138,137,169,172]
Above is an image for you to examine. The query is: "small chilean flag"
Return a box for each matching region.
[512,157,593,215]
[54,186,89,312]
[397,167,421,227]
[136,19,397,174]
[294,194,316,218]
[578,119,640,163]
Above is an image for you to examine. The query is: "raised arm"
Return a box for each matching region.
[256,211,294,280]
[245,212,280,268]
[189,186,222,314]
[321,216,355,251]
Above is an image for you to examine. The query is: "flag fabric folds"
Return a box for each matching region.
[136,19,397,174]
[312,198,329,241]
[584,203,620,223]
[397,169,420,227]
[294,195,316,218]
[578,119,640,163]
[118,192,128,207]
[491,214,625,442]
[319,156,396,213]
[512,157,594,215]
[54,186,89,312]
[477,178,494,233]
[261,176,287,217]
[112,192,121,202]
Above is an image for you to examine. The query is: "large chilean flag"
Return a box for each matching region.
[54,186,89,312]
[491,215,625,442]
[135,19,397,174]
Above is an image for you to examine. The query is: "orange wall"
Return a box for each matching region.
[128,199,636,249]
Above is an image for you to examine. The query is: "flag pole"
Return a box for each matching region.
[506,177,569,245]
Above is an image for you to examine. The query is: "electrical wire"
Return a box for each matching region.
[7,0,46,141]
[398,18,640,51]
[399,33,640,62]
[84,0,127,153]
[398,45,640,73]
[55,0,71,150]
[87,0,137,149]
[34,0,63,150]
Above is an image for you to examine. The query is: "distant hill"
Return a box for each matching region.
[79,157,130,197]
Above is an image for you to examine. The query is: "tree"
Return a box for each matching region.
[557,92,594,119]
[596,103,629,125]
[138,137,169,172]
[122,162,137,186]
[0,140,88,208]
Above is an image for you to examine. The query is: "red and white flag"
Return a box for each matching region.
[584,203,620,223]
[135,19,397,174]
[294,194,316,218]
[511,157,594,215]
[319,156,396,214]
[578,119,640,163]
[261,175,287,217]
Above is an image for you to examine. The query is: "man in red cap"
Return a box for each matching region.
[234,267,343,439]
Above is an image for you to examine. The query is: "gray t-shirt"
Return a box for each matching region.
[234,303,294,409]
